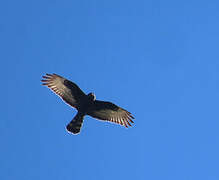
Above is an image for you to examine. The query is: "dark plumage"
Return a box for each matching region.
[41,73,134,134]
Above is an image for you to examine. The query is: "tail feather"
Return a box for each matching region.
[66,113,84,134]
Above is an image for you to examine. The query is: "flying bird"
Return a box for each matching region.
[41,73,134,134]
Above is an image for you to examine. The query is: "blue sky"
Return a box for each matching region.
[2,0,219,179]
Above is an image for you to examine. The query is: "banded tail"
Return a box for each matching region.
[66,112,84,134]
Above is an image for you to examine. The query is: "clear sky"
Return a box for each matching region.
[2,0,219,179]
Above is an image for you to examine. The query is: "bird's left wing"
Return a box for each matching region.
[87,100,134,127]
[41,73,86,109]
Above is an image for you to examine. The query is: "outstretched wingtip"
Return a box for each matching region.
[46,73,52,76]
[41,74,50,85]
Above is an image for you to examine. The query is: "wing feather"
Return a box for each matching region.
[41,73,86,109]
[87,100,134,128]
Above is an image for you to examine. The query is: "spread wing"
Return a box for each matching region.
[41,73,86,109]
[87,100,134,127]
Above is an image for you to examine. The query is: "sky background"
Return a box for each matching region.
[2,0,219,179]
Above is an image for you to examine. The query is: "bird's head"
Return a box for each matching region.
[87,92,96,101]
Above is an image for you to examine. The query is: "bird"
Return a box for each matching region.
[41,73,134,134]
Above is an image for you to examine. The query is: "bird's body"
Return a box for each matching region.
[41,73,134,134]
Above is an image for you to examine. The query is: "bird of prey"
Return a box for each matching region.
[41,73,134,134]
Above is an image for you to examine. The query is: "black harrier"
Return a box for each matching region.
[41,73,134,134]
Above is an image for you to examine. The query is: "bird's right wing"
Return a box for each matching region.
[41,73,86,109]
[87,100,134,127]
